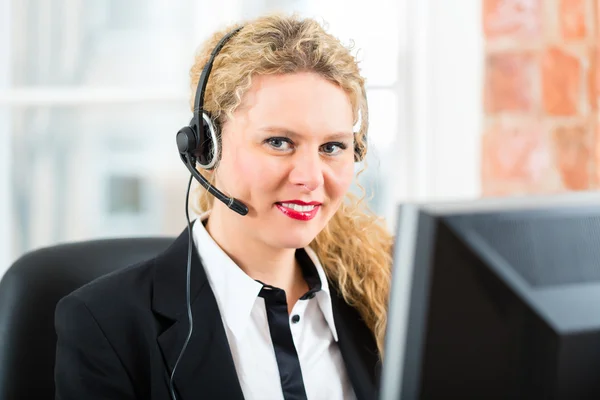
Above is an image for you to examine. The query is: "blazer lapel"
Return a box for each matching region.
[151,227,244,400]
[330,283,382,400]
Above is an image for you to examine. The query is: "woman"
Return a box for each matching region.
[54,13,393,400]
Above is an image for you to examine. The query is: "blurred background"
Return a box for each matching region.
[1,0,597,276]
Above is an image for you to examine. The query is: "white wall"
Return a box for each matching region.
[401,0,482,203]
[0,0,12,276]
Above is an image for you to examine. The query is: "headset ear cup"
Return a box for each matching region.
[196,112,220,170]
[176,126,197,155]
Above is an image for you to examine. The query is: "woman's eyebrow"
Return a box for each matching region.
[258,125,353,140]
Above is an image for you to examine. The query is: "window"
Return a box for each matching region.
[1,0,408,264]
[108,175,143,214]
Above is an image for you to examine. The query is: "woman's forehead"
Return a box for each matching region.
[233,73,354,124]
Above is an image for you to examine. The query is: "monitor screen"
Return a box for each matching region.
[380,194,600,400]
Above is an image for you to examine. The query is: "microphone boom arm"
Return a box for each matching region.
[180,154,249,216]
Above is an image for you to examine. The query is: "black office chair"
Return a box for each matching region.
[0,237,175,400]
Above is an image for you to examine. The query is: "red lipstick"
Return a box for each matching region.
[275,200,321,221]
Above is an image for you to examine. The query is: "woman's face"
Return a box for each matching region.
[213,71,356,249]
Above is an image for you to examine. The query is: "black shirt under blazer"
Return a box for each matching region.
[54,227,381,400]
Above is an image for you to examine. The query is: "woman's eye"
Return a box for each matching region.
[266,137,293,151]
[321,142,347,155]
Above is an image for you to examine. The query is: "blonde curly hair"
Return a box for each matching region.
[188,13,393,357]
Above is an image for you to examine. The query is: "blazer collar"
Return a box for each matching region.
[152,224,205,320]
[151,225,380,400]
[329,280,382,400]
[151,226,244,400]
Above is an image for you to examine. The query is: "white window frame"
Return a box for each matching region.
[0,0,12,276]
[404,0,482,204]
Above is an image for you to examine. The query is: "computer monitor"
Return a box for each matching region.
[380,193,600,400]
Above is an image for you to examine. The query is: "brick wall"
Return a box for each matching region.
[481,0,600,196]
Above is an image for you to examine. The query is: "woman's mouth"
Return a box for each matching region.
[275,201,321,221]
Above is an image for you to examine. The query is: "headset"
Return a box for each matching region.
[170,25,367,400]
[175,26,248,218]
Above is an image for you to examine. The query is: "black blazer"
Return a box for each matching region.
[54,227,381,400]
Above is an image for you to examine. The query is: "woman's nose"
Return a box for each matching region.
[288,152,325,191]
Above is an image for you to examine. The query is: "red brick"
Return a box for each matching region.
[483,0,542,39]
[594,121,600,184]
[551,123,592,190]
[542,47,581,116]
[482,119,548,185]
[484,52,536,113]
[482,181,563,196]
[482,181,527,197]
[560,0,587,39]
[589,47,599,110]
[596,0,600,40]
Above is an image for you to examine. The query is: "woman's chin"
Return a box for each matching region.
[268,229,318,249]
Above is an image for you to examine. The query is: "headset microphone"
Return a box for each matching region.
[178,151,249,216]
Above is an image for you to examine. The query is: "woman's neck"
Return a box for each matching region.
[204,205,308,305]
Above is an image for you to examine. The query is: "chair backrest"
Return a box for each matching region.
[0,237,174,400]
